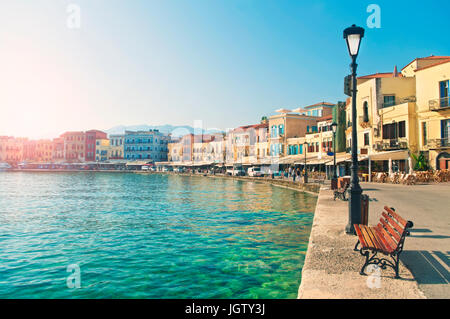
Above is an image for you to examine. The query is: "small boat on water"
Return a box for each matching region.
[0,162,12,171]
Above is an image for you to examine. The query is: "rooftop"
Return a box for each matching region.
[303,102,335,109]
[401,55,450,71]
[358,72,403,79]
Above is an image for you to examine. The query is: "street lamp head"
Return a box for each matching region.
[344,24,365,58]
[331,122,338,133]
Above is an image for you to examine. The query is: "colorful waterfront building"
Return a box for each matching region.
[35,139,54,163]
[168,137,182,163]
[209,133,227,164]
[346,55,450,172]
[410,56,450,169]
[22,139,36,162]
[254,122,270,163]
[124,130,170,162]
[95,139,110,162]
[268,110,318,158]
[0,136,25,164]
[61,131,86,163]
[85,130,107,162]
[109,134,125,160]
[52,138,65,162]
[304,116,334,158]
[226,123,268,165]
[193,134,215,164]
[180,134,195,163]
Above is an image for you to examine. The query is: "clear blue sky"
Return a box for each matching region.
[1,0,449,139]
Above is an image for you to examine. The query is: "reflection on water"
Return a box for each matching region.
[0,172,317,299]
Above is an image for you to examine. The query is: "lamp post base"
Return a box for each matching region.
[346,185,363,235]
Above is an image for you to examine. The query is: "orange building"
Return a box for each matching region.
[61,131,86,162]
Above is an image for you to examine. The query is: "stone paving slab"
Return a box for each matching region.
[298,187,426,299]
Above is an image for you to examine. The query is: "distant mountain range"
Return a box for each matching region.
[105,125,224,137]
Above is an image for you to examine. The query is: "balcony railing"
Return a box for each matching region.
[429,97,450,111]
[373,138,408,151]
[358,116,371,128]
[426,138,450,149]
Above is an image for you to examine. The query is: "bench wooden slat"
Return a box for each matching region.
[374,225,395,253]
[366,226,387,251]
[376,224,397,252]
[354,224,368,248]
[381,212,404,236]
[360,225,376,249]
[379,216,401,243]
[384,206,408,228]
[361,225,381,250]
[356,224,372,248]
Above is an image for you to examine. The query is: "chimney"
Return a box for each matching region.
[393,65,399,77]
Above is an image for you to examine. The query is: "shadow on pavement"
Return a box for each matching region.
[401,250,450,285]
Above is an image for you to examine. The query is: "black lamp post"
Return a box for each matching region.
[303,141,308,183]
[331,122,338,184]
[344,24,364,235]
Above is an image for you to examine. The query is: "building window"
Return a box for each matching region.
[383,95,396,108]
[363,102,369,122]
[398,121,406,138]
[442,119,450,142]
[440,80,450,107]
[422,122,427,146]
[364,133,369,146]
[383,121,405,139]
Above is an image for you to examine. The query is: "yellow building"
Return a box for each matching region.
[268,111,318,158]
[347,55,450,171]
[411,57,450,169]
[95,139,110,162]
[168,139,183,163]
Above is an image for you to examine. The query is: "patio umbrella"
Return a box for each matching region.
[388,158,393,175]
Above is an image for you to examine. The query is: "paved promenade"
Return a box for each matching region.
[298,184,426,299]
[361,182,450,299]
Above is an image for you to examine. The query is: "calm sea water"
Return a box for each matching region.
[0,172,317,299]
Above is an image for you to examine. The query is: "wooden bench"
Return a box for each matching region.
[334,183,349,201]
[353,206,414,278]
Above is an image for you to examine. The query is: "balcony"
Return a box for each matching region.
[426,138,450,150]
[373,138,408,151]
[429,97,450,111]
[359,116,371,128]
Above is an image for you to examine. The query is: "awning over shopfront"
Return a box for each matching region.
[127,161,152,166]
[365,150,410,161]
[293,156,319,165]
[325,153,352,165]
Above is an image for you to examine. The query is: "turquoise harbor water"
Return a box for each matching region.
[0,172,317,299]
